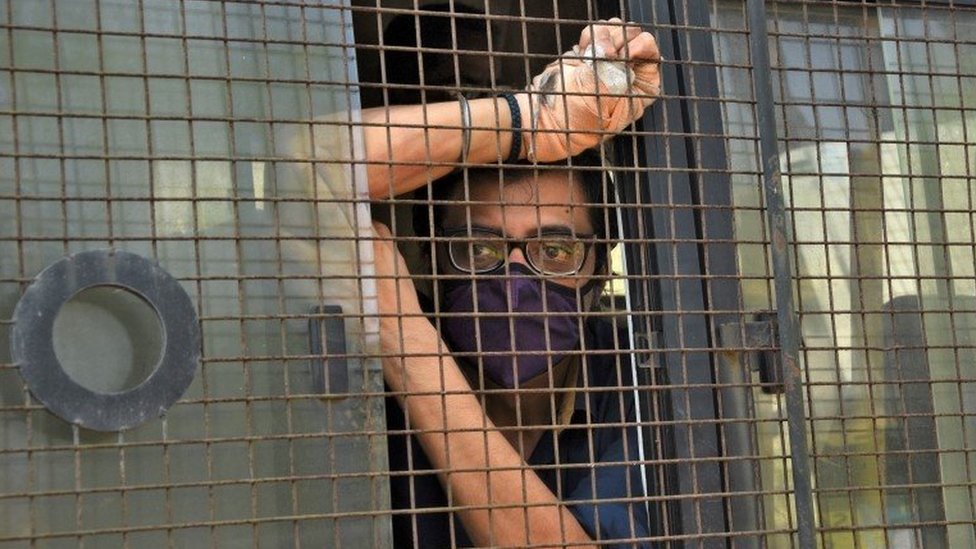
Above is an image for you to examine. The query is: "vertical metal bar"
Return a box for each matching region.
[745,1,816,547]
[678,1,763,545]
[625,0,714,542]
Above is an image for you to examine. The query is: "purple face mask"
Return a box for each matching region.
[440,264,582,388]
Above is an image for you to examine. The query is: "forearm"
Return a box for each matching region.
[383,317,595,548]
[363,95,529,199]
[361,19,660,200]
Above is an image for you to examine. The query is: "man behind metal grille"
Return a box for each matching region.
[362,14,662,548]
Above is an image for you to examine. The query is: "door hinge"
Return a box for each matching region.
[719,312,784,394]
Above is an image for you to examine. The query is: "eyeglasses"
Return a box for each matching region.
[439,227,595,276]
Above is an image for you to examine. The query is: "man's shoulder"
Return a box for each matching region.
[580,316,638,389]
[584,315,631,350]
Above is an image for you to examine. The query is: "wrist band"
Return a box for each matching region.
[501,93,522,164]
[457,94,472,164]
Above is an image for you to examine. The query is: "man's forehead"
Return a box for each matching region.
[454,170,583,203]
[440,170,593,234]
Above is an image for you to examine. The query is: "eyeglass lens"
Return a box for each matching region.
[449,234,586,275]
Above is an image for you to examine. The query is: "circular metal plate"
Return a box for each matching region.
[11,249,200,431]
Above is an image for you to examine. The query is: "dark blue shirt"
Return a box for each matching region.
[386,318,651,548]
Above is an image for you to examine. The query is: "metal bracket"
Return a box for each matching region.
[634,329,663,370]
[11,249,200,432]
[719,312,784,394]
[308,304,348,395]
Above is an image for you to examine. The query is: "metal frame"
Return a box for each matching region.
[623,1,750,545]
[744,2,817,547]
[627,1,975,546]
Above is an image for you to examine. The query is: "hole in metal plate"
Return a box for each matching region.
[53,286,164,394]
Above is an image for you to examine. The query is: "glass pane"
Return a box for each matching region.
[0,1,386,547]
[715,2,976,547]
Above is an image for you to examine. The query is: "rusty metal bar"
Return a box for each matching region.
[746,0,816,547]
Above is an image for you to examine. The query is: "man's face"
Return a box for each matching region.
[437,171,597,289]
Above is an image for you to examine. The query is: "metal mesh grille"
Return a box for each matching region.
[0,1,383,547]
[2,0,976,548]
[712,1,976,547]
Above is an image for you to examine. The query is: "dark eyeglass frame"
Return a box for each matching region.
[437,226,596,276]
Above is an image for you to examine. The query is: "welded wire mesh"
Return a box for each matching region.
[712,1,976,547]
[0,1,384,547]
[2,1,976,548]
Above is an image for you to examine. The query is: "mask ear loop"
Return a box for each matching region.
[580,244,610,312]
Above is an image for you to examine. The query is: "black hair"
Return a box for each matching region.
[381,3,493,104]
[412,148,620,273]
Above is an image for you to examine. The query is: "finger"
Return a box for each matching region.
[622,31,661,63]
[577,18,622,53]
[604,17,633,50]
[619,20,643,44]
[579,19,644,59]
[372,220,392,239]
[608,22,648,59]
[576,23,591,49]
[370,221,413,277]
[371,222,396,271]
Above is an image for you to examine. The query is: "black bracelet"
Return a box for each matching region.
[501,93,521,164]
